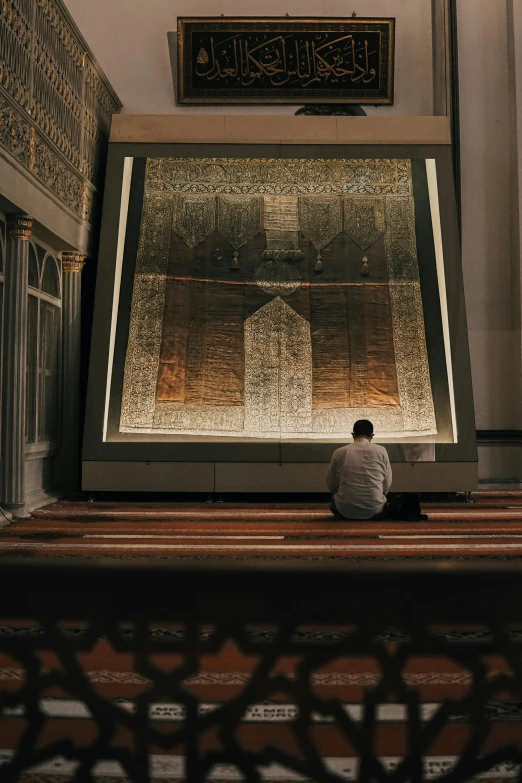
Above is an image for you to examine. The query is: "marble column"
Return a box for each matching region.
[1,215,33,518]
[59,252,86,491]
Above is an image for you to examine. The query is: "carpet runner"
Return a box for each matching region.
[1,493,522,561]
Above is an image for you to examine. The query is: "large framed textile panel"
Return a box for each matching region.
[83,117,477,491]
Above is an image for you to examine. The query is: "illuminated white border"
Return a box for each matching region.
[102,156,134,441]
[426,159,457,442]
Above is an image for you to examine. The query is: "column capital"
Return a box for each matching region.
[62,252,86,273]
[6,214,33,241]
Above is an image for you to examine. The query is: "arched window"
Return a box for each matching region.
[28,242,39,289]
[0,216,5,272]
[26,245,62,447]
[0,214,5,286]
[41,256,61,298]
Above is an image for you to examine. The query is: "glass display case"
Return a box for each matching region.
[83,115,474,492]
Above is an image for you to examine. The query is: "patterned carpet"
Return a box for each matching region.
[1,493,522,561]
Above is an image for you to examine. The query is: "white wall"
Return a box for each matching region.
[63,0,433,116]
[458,0,522,433]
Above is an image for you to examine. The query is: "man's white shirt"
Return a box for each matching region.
[327,439,392,520]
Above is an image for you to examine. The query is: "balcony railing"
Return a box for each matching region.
[0,0,121,225]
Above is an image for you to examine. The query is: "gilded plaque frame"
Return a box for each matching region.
[176,17,395,105]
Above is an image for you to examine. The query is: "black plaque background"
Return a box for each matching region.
[177,18,395,105]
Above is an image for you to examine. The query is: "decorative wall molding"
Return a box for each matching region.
[0,0,121,228]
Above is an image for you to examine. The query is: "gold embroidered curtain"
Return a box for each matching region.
[120,158,436,439]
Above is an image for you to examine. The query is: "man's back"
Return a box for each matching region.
[327,440,392,520]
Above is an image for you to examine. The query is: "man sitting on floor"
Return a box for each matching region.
[328,419,392,521]
[327,420,428,521]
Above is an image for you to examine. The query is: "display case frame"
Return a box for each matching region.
[83,116,477,492]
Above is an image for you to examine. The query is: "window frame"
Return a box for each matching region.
[0,214,5,464]
[25,241,62,454]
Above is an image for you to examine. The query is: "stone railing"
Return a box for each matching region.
[0,0,121,225]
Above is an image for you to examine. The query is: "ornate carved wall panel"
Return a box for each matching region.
[119,157,441,440]
[0,0,121,224]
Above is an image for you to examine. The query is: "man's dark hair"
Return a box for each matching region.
[353,419,374,437]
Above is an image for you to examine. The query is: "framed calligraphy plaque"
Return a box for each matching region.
[176,17,395,105]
